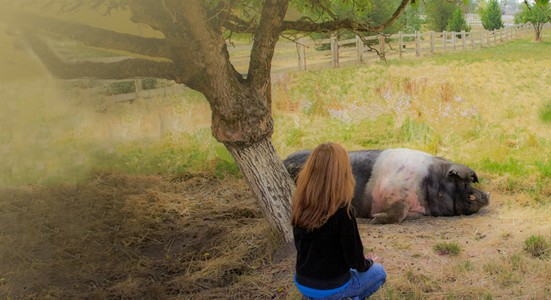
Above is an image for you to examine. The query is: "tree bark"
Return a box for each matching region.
[535,25,542,41]
[226,138,294,242]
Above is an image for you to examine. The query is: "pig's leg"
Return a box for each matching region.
[370,199,408,224]
[405,211,424,221]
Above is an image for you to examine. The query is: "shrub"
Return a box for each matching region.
[540,101,551,123]
[434,242,462,256]
[141,78,158,90]
[400,118,433,143]
[524,235,549,259]
[108,81,135,95]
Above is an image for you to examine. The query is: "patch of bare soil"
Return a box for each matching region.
[1,173,550,299]
[0,173,294,299]
[361,196,551,299]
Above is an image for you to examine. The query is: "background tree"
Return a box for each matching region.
[5,0,412,242]
[480,0,504,30]
[464,0,480,14]
[299,0,421,53]
[390,2,424,34]
[447,7,472,32]
[368,0,423,34]
[502,0,520,14]
[425,0,458,31]
[515,1,551,41]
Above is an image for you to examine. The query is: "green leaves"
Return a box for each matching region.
[516,2,550,23]
[291,0,373,23]
[515,0,550,41]
[481,0,504,30]
[535,0,551,7]
[447,7,471,32]
[425,0,457,32]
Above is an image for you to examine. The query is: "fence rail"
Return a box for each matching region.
[257,24,536,73]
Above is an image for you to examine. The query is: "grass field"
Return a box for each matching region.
[0,28,550,299]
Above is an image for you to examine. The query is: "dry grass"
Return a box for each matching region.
[3,173,549,299]
[0,172,294,299]
[364,196,551,299]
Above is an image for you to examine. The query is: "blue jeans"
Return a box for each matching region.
[301,263,386,300]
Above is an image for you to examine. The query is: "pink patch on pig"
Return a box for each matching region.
[368,149,431,216]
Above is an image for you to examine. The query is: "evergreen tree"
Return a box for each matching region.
[447,7,471,32]
[425,0,457,31]
[481,0,504,30]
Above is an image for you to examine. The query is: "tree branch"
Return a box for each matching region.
[220,12,258,33]
[248,0,289,91]
[15,12,173,59]
[23,31,177,80]
[281,0,411,32]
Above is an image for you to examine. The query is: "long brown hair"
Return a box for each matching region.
[291,142,355,231]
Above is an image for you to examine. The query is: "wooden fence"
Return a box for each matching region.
[228,24,537,73]
[95,24,542,102]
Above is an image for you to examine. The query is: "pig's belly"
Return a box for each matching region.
[368,149,431,216]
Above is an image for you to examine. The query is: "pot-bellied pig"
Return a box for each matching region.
[283,148,490,224]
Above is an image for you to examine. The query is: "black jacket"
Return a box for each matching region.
[294,206,372,290]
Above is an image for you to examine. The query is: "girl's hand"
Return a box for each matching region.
[365,253,379,262]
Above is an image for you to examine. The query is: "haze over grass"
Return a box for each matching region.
[0,29,549,203]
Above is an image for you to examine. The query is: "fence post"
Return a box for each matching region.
[378,34,385,61]
[442,31,447,51]
[356,35,364,64]
[430,31,435,54]
[398,32,403,58]
[470,30,475,49]
[331,34,339,68]
[296,39,306,71]
[134,79,142,99]
[452,31,456,50]
[415,31,420,57]
[461,30,466,50]
[480,31,483,48]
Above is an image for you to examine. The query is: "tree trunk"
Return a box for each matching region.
[535,26,542,42]
[226,138,294,242]
[169,0,295,242]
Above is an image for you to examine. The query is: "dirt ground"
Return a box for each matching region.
[1,173,550,299]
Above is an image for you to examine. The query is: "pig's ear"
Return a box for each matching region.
[448,164,478,183]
